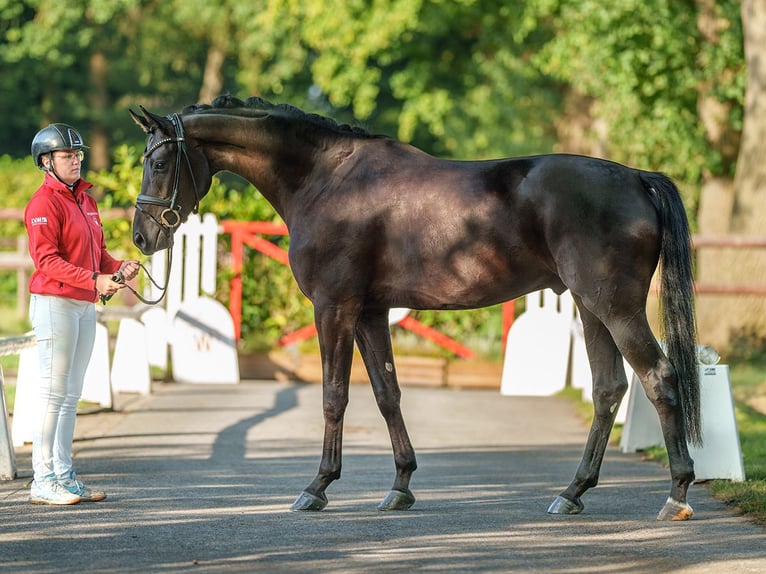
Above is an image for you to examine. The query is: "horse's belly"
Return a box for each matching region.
[380,259,541,310]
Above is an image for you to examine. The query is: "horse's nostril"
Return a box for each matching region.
[133,232,145,250]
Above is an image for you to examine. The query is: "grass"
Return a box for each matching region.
[707,402,766,523]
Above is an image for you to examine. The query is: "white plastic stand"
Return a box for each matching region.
[388,308,409,325]
[81,322,112,408]
[0,366,17,479]
[619,372,664,453]
[11,346,39,446]
[110,318,152,395]
[569,318,592,397]
[501,289,574,396]
[13,333,115,445]
[141,307,169,370]
[620,364,745,481]
[147,213,242,384]
[170,296,240,384]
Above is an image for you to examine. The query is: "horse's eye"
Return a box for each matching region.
[154,160,167,170]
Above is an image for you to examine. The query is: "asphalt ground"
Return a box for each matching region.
[1,380,764,573]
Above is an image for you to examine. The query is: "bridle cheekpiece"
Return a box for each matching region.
[135,113,200,231]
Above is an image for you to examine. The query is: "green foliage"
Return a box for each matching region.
[89,144,144,207]
[520,0,744,189]
[1,0,747,185]
[727,327,766,363]
[0,156,40,308]
[0,0,750,356]
[0,155,39,236]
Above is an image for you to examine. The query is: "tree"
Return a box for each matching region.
[698,0,766,353]
[0,0,211,165]
[517,0,749,350]
[1,0,758,353]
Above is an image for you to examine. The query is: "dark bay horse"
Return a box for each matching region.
[130,95,700,521]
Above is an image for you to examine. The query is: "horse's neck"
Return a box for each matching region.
[187,113,350,217]
[185,115,300,212]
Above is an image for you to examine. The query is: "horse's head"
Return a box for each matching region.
[129,107,211,255]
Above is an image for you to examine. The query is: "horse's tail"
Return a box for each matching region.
[639,171,701,446]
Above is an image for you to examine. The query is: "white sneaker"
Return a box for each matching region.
[59,471,107,502]
[30,475,81,505]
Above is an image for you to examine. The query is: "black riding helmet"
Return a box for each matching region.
[31,124,86,171]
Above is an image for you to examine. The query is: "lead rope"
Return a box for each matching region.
[100,247,173,306]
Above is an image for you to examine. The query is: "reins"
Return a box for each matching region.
[100,251,172,306]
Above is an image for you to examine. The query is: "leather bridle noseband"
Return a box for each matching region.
[135,113,201,233]
[128,113,201,306]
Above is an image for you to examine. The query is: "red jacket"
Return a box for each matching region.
[25,173,122,303]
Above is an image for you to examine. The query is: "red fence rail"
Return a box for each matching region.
[691,236,766,296]
[219,220,478,358]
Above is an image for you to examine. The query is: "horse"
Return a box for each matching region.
[129,95,700,521]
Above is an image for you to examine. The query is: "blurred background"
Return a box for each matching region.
[0,0,763,361]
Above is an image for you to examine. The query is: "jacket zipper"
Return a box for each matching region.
[71,187,99,297]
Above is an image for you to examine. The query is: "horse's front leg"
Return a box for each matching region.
[291,303,357,511]
[548,302,628,516]
[355,309,417,511]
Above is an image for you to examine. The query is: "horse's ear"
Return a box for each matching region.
[129,108,153,134]
[129,106,172,134]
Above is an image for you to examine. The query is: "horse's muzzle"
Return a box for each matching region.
[133,228,173,256]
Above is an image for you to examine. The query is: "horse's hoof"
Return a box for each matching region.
[291,490,328,511]
[377,489,416,511]
[547,495,584,515]
[656,497,694,521]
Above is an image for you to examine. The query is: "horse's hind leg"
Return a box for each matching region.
[291,302,358,511]
[609,320,696,521]
[355,308,417,510]
[554,295,695,521]
[548,299,629,515]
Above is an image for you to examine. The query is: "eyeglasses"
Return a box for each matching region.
[54,150,85,162]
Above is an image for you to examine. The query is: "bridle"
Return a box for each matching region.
[127,113,202,306]
[135,113,201,231]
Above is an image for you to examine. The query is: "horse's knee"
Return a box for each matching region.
[322,386,349,423]
[394,453,417,473]
[377,394,402,419]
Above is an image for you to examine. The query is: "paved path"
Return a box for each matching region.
[1,380,764,573]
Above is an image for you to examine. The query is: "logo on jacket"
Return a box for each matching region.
[30,216,48,226]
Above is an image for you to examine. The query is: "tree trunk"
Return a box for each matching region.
[88,51,110,177]
[198,44,226,105]
[693,0,754,352]
[552,89,608,158]
[715,0,766,354]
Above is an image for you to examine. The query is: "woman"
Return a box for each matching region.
[25,123,140,505]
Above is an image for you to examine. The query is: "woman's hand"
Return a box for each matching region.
[95,273,123,298]
[119,260,141,281]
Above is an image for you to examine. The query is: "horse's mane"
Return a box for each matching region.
[182,95,376,138]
